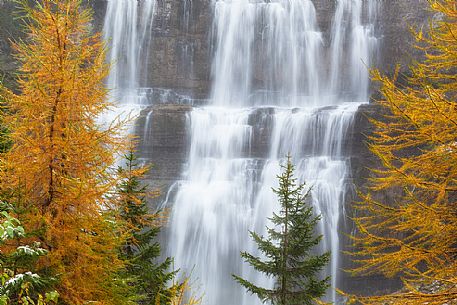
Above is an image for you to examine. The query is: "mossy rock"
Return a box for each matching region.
[0,0,25,91]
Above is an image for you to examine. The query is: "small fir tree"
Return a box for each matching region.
[233,156,330,305]
[117,150,180,305]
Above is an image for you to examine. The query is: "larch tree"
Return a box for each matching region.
[349,0,457,304]
[233,156,330,305]
[0,0,128,304]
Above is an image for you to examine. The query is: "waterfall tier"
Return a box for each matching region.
[166,103,360,304]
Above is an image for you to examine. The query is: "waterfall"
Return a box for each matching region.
[102,0,156,125]
[329,0,378,100]
[100,0,379,303]
[210,0,323,107]
[166,0,378,304]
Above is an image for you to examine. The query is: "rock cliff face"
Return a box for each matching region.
[0,1,23,90]
[0,0,105,90]
[86,0,433,216]
[90,0,432,96]
[102,0,433,197]
[0,0,432,93]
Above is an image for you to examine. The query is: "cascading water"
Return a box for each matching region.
[210,0,324,107]
[330,0,378,100]
[165,0,378,304]
[102,0,156,126]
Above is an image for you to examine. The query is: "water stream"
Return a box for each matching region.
[102,0,156,127]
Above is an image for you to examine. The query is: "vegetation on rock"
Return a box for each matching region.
[349,0,457,304]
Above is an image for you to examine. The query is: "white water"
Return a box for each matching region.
[166,0,378,304]
[102,0,156,126]
[211,0,323,107]
[330,0,378,98]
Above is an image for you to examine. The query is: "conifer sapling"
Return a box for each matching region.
[233,156,330,305]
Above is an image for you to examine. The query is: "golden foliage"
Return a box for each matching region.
[0,0,127,304]
[350,0,457,304]
[168,277,202,305]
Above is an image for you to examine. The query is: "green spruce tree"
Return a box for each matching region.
[0,85,12,154]
[233,156,330,305]
[117,150,180,305]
